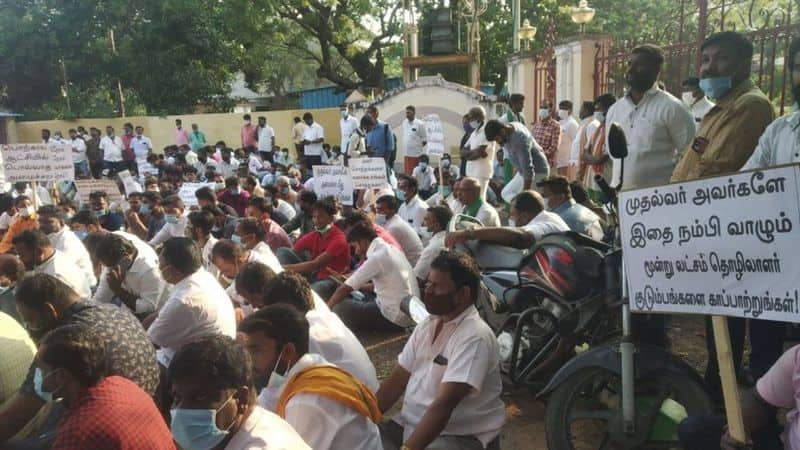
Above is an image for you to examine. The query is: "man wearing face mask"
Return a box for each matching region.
[92,233,165,316]
[536,176,603,241]
[681,77,715,131]
[532,100,562,170]
[218,147,240,179]
[38,205,96,288]
[556,101,580,176]
[0,196,38,254]
[581,94,617,202]
[196,186,239,219]
[0,255,25,321]
[233,218,283,268]
[458,177,501,228]
[413,206,453,283]
[604,44,695,190]
[13,229,91,299]
[377,251,505,450]
[148,237,236,368]
[569,101,600,180]
[169,334,310,450]
[245,197,291,252]
[397,175,429,240]
[671,32,774,183]
[410,155,436,199]
[461,106,496,200]
[211,239,284,305]
[339,105,359,152]
[89,190,124,232]
[187,210,219,276]
[240,114,257,149]
[402,105,428,176]
[239,304,383,449]
[439,152,460,180]
[281,189,317,238]
[425,170,461,212]
[484,118,545,192]
[37,324,176,449]
[218,176,251,217]
[375,195,423,266]
[148,195,188,247]
[0,274,159,446]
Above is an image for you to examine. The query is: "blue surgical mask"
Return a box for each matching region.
[139,203,150,215]
[419,162,428,170]
[171,395,235,450]
[396,190,406,202]
[468,120,480,130]
[699,76,733,99]
[34,367,63,402]
[165,214,178,224]
[93,209,106,219]
[231,234,242,244]
[539,109,550,119]
[281,186,290,195]
[75,229,89,241]
[594,111,605,123]
[442,186,451,197]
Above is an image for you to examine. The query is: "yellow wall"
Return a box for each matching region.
[13,108,343,156]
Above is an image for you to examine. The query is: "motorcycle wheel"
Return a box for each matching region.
[545,367,713,450]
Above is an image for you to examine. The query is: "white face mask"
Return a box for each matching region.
[419,162,428,170]
[508,218,516,227]
[374,213,387,225]
[19,206,33,218]
[538,109,550,119]
[267,347,290,389]
[557,109,569,120]
[681,91,695,106]
[469,120,480,129]
[593,111,605,123]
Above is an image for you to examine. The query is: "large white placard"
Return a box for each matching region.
[75,179,124,204]
[620,165,800,323]
[312,165,354,206]
[349,157,387,189]
[0,144,74,182]
[423,114,445,157]
[178,182,216,207]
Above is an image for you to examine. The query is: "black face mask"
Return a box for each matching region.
[627,72,655,92]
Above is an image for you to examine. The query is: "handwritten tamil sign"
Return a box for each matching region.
[349,158,387,189]
[0,144,74,183]
[620,165,800,323]
[312,165,353,206]
[75,179,123,204]
[178,182,216,207]
[423,114,445,157]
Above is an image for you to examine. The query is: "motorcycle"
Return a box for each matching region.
[540,124,713,449]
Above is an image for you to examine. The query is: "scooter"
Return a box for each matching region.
[540,124,713,449]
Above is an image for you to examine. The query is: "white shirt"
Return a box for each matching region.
[257,125,275,152]
[402,118,428,157]
[462,201,501,228]
[396,305,505,446]
[303,123,325,156]
[131,135,152,160]
[148,215,187,247]
[218,158,240,179]
[340,115,359,150]
[47,226,96,287]
[92,238,165,314]
[251,241,283,273]
[99,135,124,162]
[689,96,716,130]
[521,210,570,240]
[248,153,267,175]
[465,125,496,179]
[0,212,12,231]
[36,250,92,300]
[276,199,296,221]
[413,231,446,281]
[345,238,418,327]
[346,128,366,157]
[557,116,580,167]
[69,138,87,163]
[426,190,462,212]
[741,111,800,171]
[411,165,436,192]
[147,269,236,366]
[607,84,695,190]
[225,405,310,450]
[398,195,429,238]
[274,353,382,450]
[383,215,424,266]
[570,118,600,165]
[306,309,378,391]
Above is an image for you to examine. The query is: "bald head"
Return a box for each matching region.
[460,177,481,205]
[510,190,545,226]
[467,106,486,122]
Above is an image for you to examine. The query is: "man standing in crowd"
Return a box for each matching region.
[606,44,695,190]
[292,116,307,162]
[569,101,599,181]
[256,116,276,164]
[532,99,562,169]
[377,251,505,450]
[536,176,603,240]
[174,119,190,147]
[339,105,359,151]
[169,334,310,449]
[301,112,325,168]
[241,113,257,149]
[581,94,616,201]
[132,125,153,169]
[671,31,779,403]
[402,105,428,175]
[461,106,496,200]
[86,127,104,179]
[366,106,396,169]
[100,125,125,176]
[189,123,206,151]
[556,100,579,176]
[67,128,89,178]
[681,77,715,130]
[501,93,527,124]
[484,117,539,191]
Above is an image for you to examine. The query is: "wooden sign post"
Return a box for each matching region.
[712,316,747,444]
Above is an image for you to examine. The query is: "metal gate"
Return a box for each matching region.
[594,0,796,114]
[532,23,558,112]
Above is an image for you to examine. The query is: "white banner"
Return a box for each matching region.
[348,157,387,189]
[0,144,74,183]
[178,182,216,207]
[312,165,354,206]
[620,165,800,323]
[117,170,142,197]
[423,114,445,157]
[75,179,123,204]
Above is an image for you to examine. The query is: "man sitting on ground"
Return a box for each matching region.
[13,229,91,300]
[537,176,603,240]
[375,195,423,266]
[397,175,429,240]
[413,206,453,284]
[148,195,188,247]
[186,210,219,276]
[37,205,96,287]
[239,304,383,449]
[246,197,291,252]
[458,177,501,227]
[233,217,283,271]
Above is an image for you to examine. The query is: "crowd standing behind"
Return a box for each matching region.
[0,30,796,450]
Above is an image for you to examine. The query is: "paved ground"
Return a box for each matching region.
[356,314,717,450]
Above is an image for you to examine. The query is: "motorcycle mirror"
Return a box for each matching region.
[607,123,629,159]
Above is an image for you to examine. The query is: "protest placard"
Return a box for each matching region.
[117,170,142,196]
[423,114,445,157]
[312,165,354,206]
[75,179,123,204]
[349,158,388,189]
[0,144,74,183]
[178,182,216,207]
[620,164,800,323]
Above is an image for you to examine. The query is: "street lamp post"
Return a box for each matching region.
[571,0,596,33]
[517,19,537,51]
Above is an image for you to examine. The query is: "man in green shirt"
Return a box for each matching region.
[189,123,207,151]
